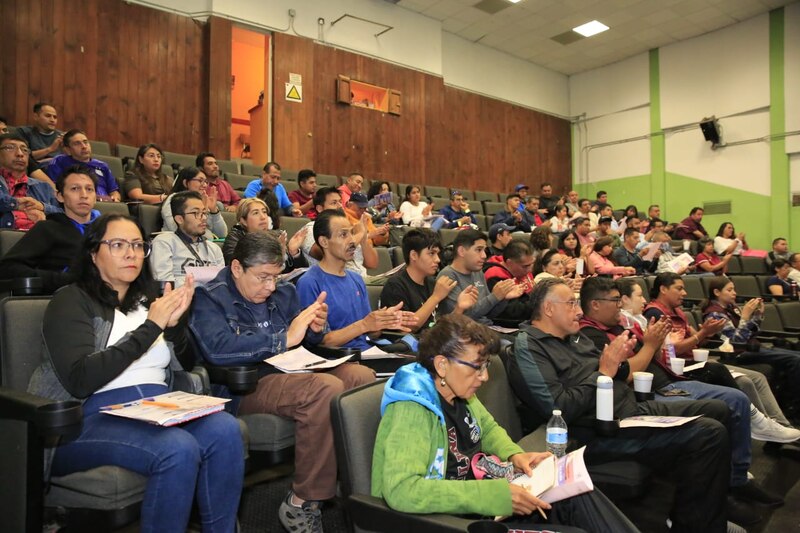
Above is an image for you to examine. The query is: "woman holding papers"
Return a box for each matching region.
[190,232,374,532]
[372,314,638,531]
[27,214,244,533]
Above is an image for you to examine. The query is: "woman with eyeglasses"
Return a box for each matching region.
[160,166,227,237]
[27,214,244,532]
[373,314,638,532]
[123,143,173,204]
[366,181,403,225]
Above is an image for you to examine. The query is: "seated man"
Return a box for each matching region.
[537,182,560,219]
[150,191,224,287]
[612,227,657,274]
[573,216,596,247]
[571,198,599,229]
[243,161,301,216]
[439,191,477,229]
[288,169,317,218]
[789,252,800,284]
[766,237,791,269]
[491,193,531,232]
[579,278,787,515]
[521,196,549,229]
[513,183,529,211]
[437,229,523,325]
[196,152,240,211]
[345,192,389,247]
[380,228,477,331]
[338,172,363,207]
[507,278,738,533]
[486,223,514,257]
[297,210,417,351]
[0,133,60,229]
[591,216,621,247]
[45,129,121,201]
[673,207,708,240]
[592,190,608,212]
[17,102,63,163]
[190,232,375,532]
[0,164,100,291]
[640,204,673,234]
[484,240,536,323]
[564,190,580,217]
[300,187,378,277]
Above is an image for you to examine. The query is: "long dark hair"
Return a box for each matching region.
[700,275,732,313]
[367,181,390,200]
[133,143,172,194]
[404,185,421,203]
[533,249,561,276]
[558,230,580,258]
[716,222,734,238]
[172,166,203,193]
[76,214,157,313]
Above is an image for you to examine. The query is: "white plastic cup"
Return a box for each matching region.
[683,240,691,251]
[692,349,709,362]
[633,372,654,393]
[670,358,685,375]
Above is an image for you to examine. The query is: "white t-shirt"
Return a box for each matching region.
[96,305,170,393]
[399,201,429,225]
[300,220,367,277]
[714,236,743,255]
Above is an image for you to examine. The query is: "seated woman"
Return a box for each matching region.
[587,237,635,279]
[27,214,243,532]
[533,250,583,293]
[714,222,748,256]
[702,276,800,430]
[548,205,571,234]
[372,314,638,532]
[161,166,227,238]
[123,143,173,204]
[222,197,307,269]
[695,237,733,276]
[399,185,446,230]
[558,230,590,278]
[767,258,794,296]
[366,181,403,225]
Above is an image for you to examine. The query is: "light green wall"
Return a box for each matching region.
[572,8,791,251]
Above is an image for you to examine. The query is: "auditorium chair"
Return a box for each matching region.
[728,275,762,301]
[366,247,394,277]
[240,161,262,177]
[438,228,458,247]
[224,172,253,193]
[283,179,299,193]
[94,201,131,218]
[725,256,743,275]
[88,140,111,156]
[456,188,475,200]
[137,204,163,238]
[315,174,340,187]
[424,185,448,198]
[220,211,238,233]
[0,230,25,259]
[93,155,125,186]
[776,301,800,332]
[681,276,705,305]
[278,216,309,240]
[629,277,650,303]
[482,201,505,217]
[0,296,210,531]
[163,151,195,171]
[474,190,498,203]
[389,246,404,268]
[215,159,240,175]
[279,168,299,183]
[115,144,139,161]
[740,256,767,275]
[367,285,382,310]
[474,214,489,231]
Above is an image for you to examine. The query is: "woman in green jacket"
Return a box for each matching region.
[372,314,639,532]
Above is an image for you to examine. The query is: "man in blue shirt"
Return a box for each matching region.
[46,129,121,201]
[243,161,301,216]
[296,210,416,350]
[439,190,477,228]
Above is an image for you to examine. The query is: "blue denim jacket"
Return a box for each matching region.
[0,174,62,228]
[190,267,327,368]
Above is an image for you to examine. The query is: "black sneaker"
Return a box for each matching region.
[278,491,324,533]
[730,480,784,508]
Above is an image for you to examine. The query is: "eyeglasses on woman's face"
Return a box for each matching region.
[446,355,491,375]
[99,239,151,257]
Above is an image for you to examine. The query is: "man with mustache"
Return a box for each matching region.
[45,129,121,201]
[149,191,224,287]
[297,209,417,351]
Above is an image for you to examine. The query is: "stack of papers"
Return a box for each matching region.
[619,415,701,428]
[360,346,409,360]
[504,446,593,509]
[101,391,229,427]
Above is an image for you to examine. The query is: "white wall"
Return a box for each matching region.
[441,33,569,117]
[569,53,650,184]
[131,0,569,116]
[660,14,771,195]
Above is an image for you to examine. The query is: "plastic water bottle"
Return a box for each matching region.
[545,409,568,458]
[596,376,614,421]
[791,281,798,300]
[662,333,676,364]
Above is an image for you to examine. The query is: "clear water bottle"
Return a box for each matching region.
[662,333,677,364]
[545,409,568,458]
[791,281,798,300]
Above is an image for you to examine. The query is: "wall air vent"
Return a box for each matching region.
[702,201,732,215]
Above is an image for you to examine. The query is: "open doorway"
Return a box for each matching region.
[231,26,269,164]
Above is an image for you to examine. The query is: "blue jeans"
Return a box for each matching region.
[51,384,244,533]
[656,380,751,486]
[429,217,446,231]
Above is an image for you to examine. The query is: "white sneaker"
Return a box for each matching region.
[751,411,800,443]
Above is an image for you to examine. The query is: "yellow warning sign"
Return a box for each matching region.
[285,83,302,102]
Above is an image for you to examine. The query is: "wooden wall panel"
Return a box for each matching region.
[0,0,209,155]
[271,33,570,195]
[207,16,231,157]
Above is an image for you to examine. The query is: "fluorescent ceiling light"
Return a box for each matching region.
[572,20,609,37]
[507,0,523,3]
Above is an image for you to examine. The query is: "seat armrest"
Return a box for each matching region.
[758,330,797,339]
[0,388,82,438]
[346,494,472,533]
[205,365,260,395]
[0,277,46,296]
[304,343,362,361]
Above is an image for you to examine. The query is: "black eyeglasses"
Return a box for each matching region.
[595,297,623,306]
[446,356,491,374]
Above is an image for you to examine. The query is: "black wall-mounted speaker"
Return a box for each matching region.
[700,117,721,145]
